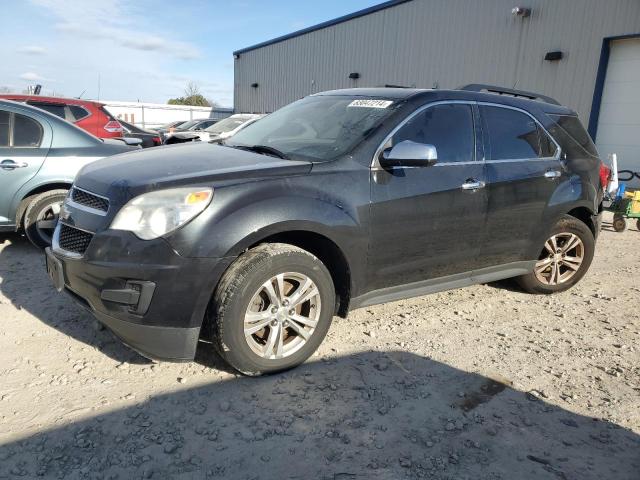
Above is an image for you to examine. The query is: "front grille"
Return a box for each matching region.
[71,187,109,213]
[58,224,94,255]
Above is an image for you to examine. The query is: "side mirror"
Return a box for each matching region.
[380,140,438,168]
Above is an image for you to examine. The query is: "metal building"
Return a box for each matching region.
[233,0,640,174]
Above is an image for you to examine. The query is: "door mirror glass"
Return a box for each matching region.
[380,140,438,167]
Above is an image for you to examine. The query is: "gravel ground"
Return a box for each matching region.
[0,213,638,479]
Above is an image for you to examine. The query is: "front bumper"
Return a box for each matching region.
[47,226,232,361]
[593,210,603,240]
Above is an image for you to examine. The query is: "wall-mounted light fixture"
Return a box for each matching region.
[544,51,563,61]
[233,53,240,59]
[348,72,360,79]
[511,6,531,17]
[251,82,259,88]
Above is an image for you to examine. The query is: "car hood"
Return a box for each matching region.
[74,142,312,200]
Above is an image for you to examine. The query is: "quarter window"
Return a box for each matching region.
[392,103,475,163]
[549,114,598,157]
[68,105,90,122]
[12,113,43,147]
[480,106,542,160]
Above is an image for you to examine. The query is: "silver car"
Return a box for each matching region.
[0,100,136,247]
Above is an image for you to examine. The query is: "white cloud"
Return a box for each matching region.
[17,46,47,55]
[1,0,230,104]
[30,0,200,60]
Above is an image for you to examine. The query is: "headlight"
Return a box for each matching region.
[110,187,213,240]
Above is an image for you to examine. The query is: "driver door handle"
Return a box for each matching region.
[1,160,29,170]
[544,169,562,179]
[461,179,486,190]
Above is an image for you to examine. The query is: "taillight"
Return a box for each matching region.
[152,136,162,145]
[599,162,611,190]
[104,120,123,133]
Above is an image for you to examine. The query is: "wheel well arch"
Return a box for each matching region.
[566,206,596,236]
[247,230,352,318]
[15,182,72,228]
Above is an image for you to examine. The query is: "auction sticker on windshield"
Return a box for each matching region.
[348,99,393,108]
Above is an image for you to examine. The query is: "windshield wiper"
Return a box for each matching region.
[231,144,289,160]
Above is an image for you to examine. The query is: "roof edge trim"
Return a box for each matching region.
[233,0,413,55]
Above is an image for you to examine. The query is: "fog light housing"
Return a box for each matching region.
[101,280,156,315]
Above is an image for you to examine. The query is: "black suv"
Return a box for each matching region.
[46,86,605,375]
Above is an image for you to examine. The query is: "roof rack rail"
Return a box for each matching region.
[458,84,560,106]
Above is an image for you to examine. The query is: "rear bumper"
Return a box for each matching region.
[48,228,233,361]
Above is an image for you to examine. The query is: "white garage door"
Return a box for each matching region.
[596,38,640,188]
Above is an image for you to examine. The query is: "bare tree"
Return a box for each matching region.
[184,81,201,98]
[168,82,210,107]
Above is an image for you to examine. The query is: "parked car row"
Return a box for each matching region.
[163,114,263,144]
[0,94,125,139]
[0,94,249,150]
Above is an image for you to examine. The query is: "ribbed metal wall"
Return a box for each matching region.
[234,0,640,123]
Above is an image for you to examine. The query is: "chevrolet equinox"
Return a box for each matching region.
[46,86,605,375]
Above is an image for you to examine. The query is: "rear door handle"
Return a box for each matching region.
[544,170,562,179]
[461,179,486,190]
[1,159,29,170]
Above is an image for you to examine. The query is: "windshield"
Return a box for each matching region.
[178,120,200,130]
[227,95,399,161]
[205,116,252,134]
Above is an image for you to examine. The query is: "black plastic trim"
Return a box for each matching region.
[350,261,535,310]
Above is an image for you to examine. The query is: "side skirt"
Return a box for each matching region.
[350,261,536,310]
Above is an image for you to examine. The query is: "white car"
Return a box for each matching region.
[164,114,263,145]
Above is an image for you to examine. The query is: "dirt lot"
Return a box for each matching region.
[0,213,638,480]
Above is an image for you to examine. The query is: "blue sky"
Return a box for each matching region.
[0,0,378,106]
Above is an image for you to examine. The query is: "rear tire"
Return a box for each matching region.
[23,189,68,248]
[517,215,595,294]
[613,214,627,233]
[209,243,335,376]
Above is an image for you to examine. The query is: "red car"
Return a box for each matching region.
[0,94,124,139]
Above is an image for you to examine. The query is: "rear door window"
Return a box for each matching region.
[537,124,558,158]
[392,103,475,163]
[28,102,66,119]
[480,106,541,160]
[12,113,43,147]
[0,111,9,147]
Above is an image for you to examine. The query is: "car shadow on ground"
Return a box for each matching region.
[0,233,151,365]
[1,350,638,479]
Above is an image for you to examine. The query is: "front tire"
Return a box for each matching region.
[23,189,68,248]
[210,243,335,376]
[517,215,595,294]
